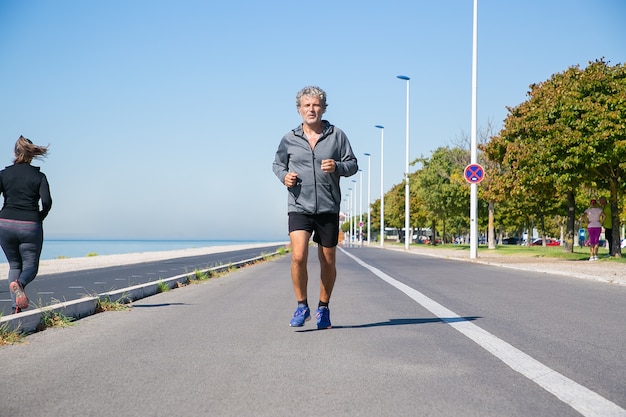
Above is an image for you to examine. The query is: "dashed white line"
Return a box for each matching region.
[341,248,626,417]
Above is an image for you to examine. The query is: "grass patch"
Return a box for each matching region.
[96,295,131,312]
[186,245,290,285]
[156,280,170,293]
[402,243,626,262]
[86,252,98,257]
[192,269,213,281]
[39,310,75,330]
[0,319,23,345]
[187,267,230,284]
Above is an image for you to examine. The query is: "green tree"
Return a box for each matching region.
[414,147,469,245]
[383,182,406,230]
[484,59,626,255]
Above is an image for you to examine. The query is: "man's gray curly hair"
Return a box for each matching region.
[296,86,327,110]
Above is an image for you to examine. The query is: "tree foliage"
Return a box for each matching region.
[368,59,624,252]
[412,147,469,243]
[484,59,626,255]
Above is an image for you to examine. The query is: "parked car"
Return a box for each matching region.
[501,237,521,245]
[531,238,560,246]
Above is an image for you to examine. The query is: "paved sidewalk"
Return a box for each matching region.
[382,244,626,287]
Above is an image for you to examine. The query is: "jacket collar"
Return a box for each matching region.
[293,120,332,138]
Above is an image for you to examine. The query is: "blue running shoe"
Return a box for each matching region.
[316,306,332,329]
[289,304,311,327]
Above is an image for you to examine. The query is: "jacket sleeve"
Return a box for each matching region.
[39,174,52,221]
[272,137,289,184]
[335,131,358,177]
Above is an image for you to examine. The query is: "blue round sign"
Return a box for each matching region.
[464,163,485,184]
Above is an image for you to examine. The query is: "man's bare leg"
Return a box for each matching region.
[318,245,337,303]
[289,230,311,302]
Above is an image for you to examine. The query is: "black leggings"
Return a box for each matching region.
[0,219,43,309]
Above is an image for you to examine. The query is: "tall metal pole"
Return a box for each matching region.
[397,75,411,250]
[342,198,347,244]
[345,193,350,244]
[470,0,479,259]
[364,153,371,245]
[352,179,357,243]
[349,188,356,244]
[348,188,352,244]
[375,125,385,247]
[359,170,363,245]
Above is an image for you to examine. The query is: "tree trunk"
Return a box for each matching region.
[564,190,575,253]
[488,201,496,249]
[610,183,622,257]
[442,218,447,244]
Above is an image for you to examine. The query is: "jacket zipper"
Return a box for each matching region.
[297,126,330,214]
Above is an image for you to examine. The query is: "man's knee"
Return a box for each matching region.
[318,247,336,266]
[292,257,307,268]
[291,250,308,266]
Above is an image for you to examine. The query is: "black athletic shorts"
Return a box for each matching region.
[288,212,339,248]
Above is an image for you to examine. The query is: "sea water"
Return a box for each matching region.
[39,240,273,260]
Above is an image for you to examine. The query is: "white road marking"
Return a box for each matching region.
[341,248,626,417]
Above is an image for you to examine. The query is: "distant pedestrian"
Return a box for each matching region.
[581,199,604,262]
[273,86,358,329]
[599,196,613,256]
[0,136,52,313]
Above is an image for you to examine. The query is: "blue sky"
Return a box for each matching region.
[1,0,624,241]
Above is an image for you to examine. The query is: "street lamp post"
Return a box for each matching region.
[359,169,363,245]
[345,193,351,244]
[342,198,347,244]
[364,153,371,245]
[397,75,411,250]
[469,0,479,259]
[375,125,384,247]
[348,188,353,243]
[352,179,357,243]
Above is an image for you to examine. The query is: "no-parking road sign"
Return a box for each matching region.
[464,163,485,184]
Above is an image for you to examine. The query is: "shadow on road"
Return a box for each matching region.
[131,303,188,308]
[296,316,481,332]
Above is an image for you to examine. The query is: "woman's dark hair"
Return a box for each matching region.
[14,135,49,164]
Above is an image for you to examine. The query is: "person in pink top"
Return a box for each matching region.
[581,199,605,261]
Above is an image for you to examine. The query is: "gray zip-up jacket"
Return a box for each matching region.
[273,121,358,214]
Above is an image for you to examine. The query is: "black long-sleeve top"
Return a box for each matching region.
[0,163,52,222]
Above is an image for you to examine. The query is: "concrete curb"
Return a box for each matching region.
[1,250,282,335]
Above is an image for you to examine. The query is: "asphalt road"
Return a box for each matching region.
[0,244,284,315]
[0,245,624,417]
